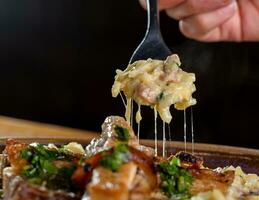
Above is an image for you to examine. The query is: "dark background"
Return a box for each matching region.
[0,0,258,149]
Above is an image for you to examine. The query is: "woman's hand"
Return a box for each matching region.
[139,0,259,42]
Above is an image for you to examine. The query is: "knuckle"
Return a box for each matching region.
[179,20,194,37]
[165,9,182,20]
[138,0,147,9]
[194,16,208,33]
[179,19,205,40]
[187,0,196,12]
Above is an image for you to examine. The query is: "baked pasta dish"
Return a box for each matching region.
[0,55,258,200]
[0,116,259,200]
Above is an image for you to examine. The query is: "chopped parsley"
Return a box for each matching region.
[114,125,130,141]
[157,92,164,102]
[159,157,192,199]
[99,143,129,172]
[19,144,78,191]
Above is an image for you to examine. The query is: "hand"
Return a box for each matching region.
[139,0,259,42]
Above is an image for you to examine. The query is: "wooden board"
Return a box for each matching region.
[0,116,99,140]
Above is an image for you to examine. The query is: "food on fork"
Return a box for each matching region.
[112,54,196,124]
[1,116,259,200]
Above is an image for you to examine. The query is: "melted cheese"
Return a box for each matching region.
[112,54,196,124]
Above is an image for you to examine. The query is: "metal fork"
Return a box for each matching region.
[129,0,172,63]
[129,0,172,157]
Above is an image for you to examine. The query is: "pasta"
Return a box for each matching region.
[112,54,196,124]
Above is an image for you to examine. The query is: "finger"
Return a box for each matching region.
[192,9,242,42]
[139,0,147,9]
[158,0,185,10]
[166,0,235,20]
[179,2,237,40]
[186,26,227,42]
[139,0,184,10]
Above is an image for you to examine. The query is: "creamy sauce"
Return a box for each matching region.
[136,104,142,124]
[119,92,126,107]
[136,104,142,142]
[130,99,133,127]
[137,122,140,143]
[154,107,158,156]
[184,109,187,152]
[162,121,166,157]
[167,123,172,155]
[191,107,195,154]
[125,98,132,125]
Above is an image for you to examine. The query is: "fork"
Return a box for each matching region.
[129,0,172,157]
[129,0,172,63]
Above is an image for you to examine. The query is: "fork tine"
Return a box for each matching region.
[129,38,171,63]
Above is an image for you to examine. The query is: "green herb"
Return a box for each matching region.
[99,143,129,172]
[20,144,78,191]
[20,148,33,160]
[114,125,130,141]
[58,145,68,154]
[45,165,77,190]
[176,62,180,67]
[79,156,86,165]
[159,157,192,199]
[156,92,164,102]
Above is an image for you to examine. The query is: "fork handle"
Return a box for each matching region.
[146,0,161,36]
